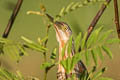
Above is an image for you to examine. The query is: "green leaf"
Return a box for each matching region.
[16,71,24,80]
[67,36,73,56]
[21,36,47,52]
[12,45,21,59]
[0,68,14,80]
[94,26,103,42]
[91,49,98,66]
[85,50,90,66]
[59,7,65,17]
[18,45,28,56]
[86,32,96,48]
[61,60,67,71]
[21,36,33,44]
[70,55,75,70]
[81,32,87,49]
[39,36,48,44]
[102,45,113,59]
[78,3,83,7]
[71,2,80,10]
[24,43,45,52]
[106,38,120,44]
[66,57,71,73]
[92,67,107,80]
[0,38,10,43]
[40,62,53,69]
[0,38,28,61]
[50,48,57,60]
[66,2,74,12]
[50,48,57,63]
[87,26,103,48]
[61,53,82,74]
[61,57,72,74]
[99,30,114,42]
[75,32,82,52]
[70,52,82,71]
[90,66,97,73]
[4,45,19,62]
[73,52,82,64]
[56,0,106,20]
[97,46,104,61]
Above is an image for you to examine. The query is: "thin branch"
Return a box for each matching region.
[2,0,23,38]
[86,0,111,41]
[113,0,120,38]
[43,24,51,80]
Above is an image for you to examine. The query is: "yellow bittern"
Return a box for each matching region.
[46,14,87,80]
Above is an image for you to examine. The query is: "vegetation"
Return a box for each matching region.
[0,0,120,80]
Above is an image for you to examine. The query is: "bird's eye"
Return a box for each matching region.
[62,26,67,31]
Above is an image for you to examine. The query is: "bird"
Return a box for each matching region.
[46,14,88,80]
[54,21,88,80]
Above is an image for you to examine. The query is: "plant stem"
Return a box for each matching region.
[2,0,23,38]
[44,70,47,80]
[43,24,51,80]
[113,0,120,38]
[78,0,111,52]
[86,0,111,41]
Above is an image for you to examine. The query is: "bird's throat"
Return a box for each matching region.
[58,42,68,73]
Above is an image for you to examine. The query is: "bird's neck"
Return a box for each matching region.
[58,41,68,73]
[59,40,66,60]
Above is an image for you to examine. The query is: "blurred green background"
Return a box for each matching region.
[0,0,120,80]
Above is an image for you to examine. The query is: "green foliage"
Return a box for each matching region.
[73,27,118,66]
[50,48,57,63]
[97,46,104,60]
[85,50,90,66]
[0,36,47,62]
[67,36,73,56]
[56,0,106,20]
[61,52,82,74]
[91,49,98,66]
[0,27,118,80]
[0,67,40,80]
[101,45,113,59]
[40,48,57,70]
[60,27,120,79]
[0,0,117,79]
[81,32,87,49]
[0,67,24,80]
[75,32,82,52]
[0,38,28,62]
[21,36,47,53]
[0,26,118,80]
[92,67,107,80]
[40,62,54,70]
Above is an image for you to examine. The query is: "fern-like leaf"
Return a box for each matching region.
[75,32,82,52]
[102,45,113,59]
[56,0,106,20]
[21,36,47,53]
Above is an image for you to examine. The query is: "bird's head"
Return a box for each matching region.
[54,21,72,44]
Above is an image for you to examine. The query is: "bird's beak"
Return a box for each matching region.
[45,13,54,23]
[45,13,62,30]
[45,13,62,35]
